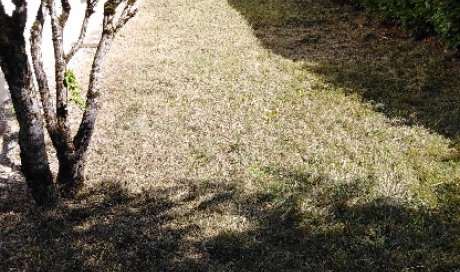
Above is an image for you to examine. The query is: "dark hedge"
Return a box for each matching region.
[343,0,460,48]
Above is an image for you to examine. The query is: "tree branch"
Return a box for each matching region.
[10,0,27,30]
[1,0,56,205]
[11,0,26,6]
[60,0,71,27]
[114,1,138,34]
[65,0,100,63]
[30,3,57,132]
[74,0,139,155]
[47,1,67,119]
[0,2,6,17]
[0,3,10,46]
[47,0,74,148]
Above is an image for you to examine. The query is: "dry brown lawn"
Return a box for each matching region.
[1,0,460,271]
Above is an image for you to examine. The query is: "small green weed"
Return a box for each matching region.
[64,69,85,110]
[7,106,15,115]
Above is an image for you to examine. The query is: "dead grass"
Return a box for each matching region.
[1,0,460,270]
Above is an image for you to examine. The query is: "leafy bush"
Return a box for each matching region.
[344,0,460,48]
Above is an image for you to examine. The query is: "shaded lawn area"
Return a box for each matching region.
[228,0,460,140]
[1,174,459,271]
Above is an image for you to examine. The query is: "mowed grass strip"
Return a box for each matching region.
[1,0,459,271]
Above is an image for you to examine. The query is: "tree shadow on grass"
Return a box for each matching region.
[228,0,460,140]
[202,167,460,271]
[1,171,459,271]
[0,180,203,271]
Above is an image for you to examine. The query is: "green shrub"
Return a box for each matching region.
[344,0,460,49]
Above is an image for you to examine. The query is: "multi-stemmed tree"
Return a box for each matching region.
[0,0,139,205]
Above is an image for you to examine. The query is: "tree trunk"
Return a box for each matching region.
[0,37,56,206]
[56,153,85,197]
[1,0,139,205]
